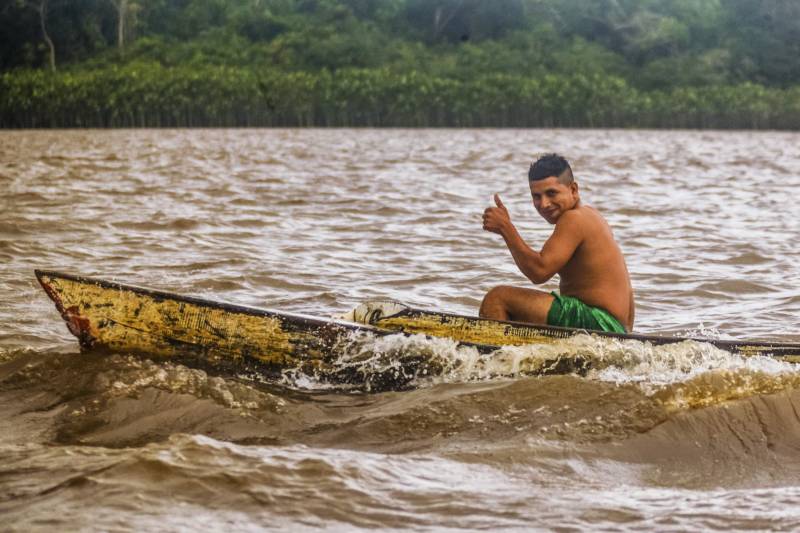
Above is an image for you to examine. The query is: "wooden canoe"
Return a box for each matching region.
[36,270,800,390]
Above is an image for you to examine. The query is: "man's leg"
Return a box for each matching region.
[479,285,555,324]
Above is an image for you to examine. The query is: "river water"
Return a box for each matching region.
[1,128,800,531]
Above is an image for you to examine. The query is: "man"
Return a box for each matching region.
[480,153,634,333]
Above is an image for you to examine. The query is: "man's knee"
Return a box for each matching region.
[479,285,514,318]
[482,285,514,304]
[480,285,554,323]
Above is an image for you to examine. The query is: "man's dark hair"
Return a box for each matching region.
[529,153,573,184]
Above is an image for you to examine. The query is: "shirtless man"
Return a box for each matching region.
[480,154,634,333]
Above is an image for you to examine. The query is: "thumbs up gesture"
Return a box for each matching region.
[483,193,512,235]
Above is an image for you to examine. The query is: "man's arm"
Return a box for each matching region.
[483,195,583,284]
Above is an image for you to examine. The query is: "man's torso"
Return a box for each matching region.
[556,205,634,330]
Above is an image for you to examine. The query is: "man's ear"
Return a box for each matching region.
[570,181,579,195]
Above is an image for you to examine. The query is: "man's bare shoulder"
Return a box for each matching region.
[550,208,589,246]
[562,205,610,229]
[555,205,600,228]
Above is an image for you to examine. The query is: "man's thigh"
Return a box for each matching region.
[492,286,555,324]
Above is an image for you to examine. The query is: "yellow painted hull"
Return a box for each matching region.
[35,270,379,379]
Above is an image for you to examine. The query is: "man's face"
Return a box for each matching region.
[529,176,579,224]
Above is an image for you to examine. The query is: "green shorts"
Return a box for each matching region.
[546,292,626,333]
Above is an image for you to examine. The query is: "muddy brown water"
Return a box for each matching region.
[1,128,800,531]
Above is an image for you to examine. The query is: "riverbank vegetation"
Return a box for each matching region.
[2,0,799,128]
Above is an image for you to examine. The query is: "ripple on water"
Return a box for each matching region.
[2,129,800,530]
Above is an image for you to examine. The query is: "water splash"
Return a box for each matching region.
[277,331,800,396]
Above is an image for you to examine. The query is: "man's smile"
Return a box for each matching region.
[540,208,558,221]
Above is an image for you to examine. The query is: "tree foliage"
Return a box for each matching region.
[3,62,799,129]
[1,0,799,128]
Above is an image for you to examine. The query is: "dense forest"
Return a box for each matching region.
[2,0,799,128]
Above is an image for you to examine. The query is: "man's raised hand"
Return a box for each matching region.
[483,193,512,235]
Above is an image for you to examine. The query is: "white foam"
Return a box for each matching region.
[301,331,800,392]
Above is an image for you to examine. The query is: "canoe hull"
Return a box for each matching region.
[36,271,800,389]
[35,270,373,377]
